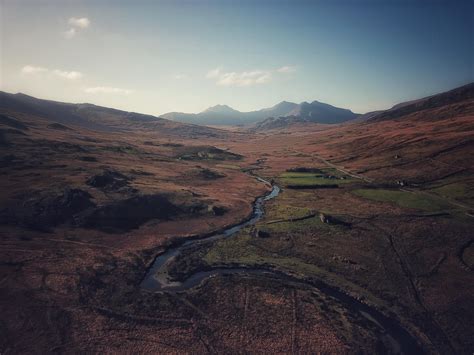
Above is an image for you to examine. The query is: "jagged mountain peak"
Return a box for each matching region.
[202,104,240,114]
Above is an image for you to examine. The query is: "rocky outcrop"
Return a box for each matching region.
[79,194,181,232]
[256,229,271,238]
[211,205,228,216]
[86,170,131,191]
[79,194,214,233]
[319,213,331,224]
[176,146,242,161]
[1,188,96,232]
[319,212,352,228]
[197,168,226,180]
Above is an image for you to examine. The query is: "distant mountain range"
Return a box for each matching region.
[161,100,359,126]
[2,83,472,134]
[255,83,474,129]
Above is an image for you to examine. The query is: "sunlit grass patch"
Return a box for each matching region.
[202,230,359,291]
[280,172,323,178]
[265,204,314,220]
[279,168,355,188]
[215,164,241,170]
[429,182,474,203]
[279,172,354,187]
[353,189,450,212]
[204,234,261,264]
[203,232,325,276]
[260,217,324,233]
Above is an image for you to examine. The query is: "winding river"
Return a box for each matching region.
[141,176,423,353]
[142,177,279,291]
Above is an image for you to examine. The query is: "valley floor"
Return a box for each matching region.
[1,94,473,353]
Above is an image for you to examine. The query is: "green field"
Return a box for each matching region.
[203,232,325,276]
[215,164,241,170]
[279,171,354,187]
[260,216,325,234]
[265,204,314,220]
[201,229,372,304]
[429,182,474,204]
[353,188,450,212]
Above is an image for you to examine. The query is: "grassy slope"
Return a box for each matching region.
[279,171,356,187]
[352,188,451,212]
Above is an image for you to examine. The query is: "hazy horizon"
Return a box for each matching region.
[1,0,473,116]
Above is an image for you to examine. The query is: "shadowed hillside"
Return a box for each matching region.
[0,91,228,139]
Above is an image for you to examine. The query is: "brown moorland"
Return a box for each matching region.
[0,84,473,353]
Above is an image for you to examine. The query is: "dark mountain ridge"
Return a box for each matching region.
[367,82,474,122]
[0,92,163,132]
[162,100,356,126]
[253,83,474,130]
[0,91,227,139]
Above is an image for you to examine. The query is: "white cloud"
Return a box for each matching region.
[174,74,187,80]
[68,17,90,29]
[63,17,90,39]
[206,67,221,79]
[21,65,48,74]
[218,70,271,86]
[53,69,83,80]
[63,28,77,39]
[277,65,297,73]
[84,86,133,95]
[21,65,84,81]
[206,68,272,87]
[206,65,298,87]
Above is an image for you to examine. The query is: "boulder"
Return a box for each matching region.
[319,213,330,224]
[87,170,130,191]
[256,229,271,238]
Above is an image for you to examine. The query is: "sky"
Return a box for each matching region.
[1,0,473,115]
